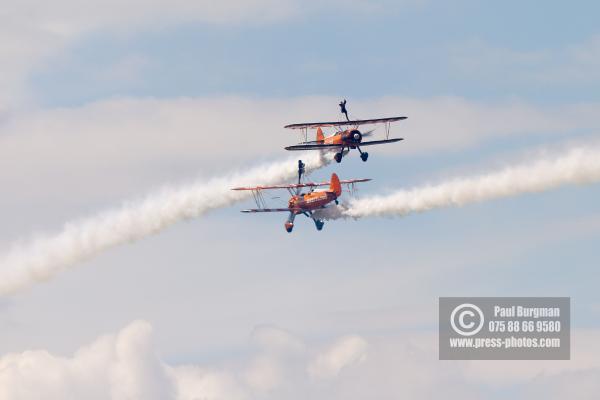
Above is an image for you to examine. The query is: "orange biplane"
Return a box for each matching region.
[284,109,406,163]
[232,160,370,232]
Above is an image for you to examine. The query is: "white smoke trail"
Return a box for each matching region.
[342,146,600,218]
[0,152,330,295]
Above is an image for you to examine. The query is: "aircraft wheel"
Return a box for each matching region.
[285,222,294,233]
[360,152,369,162]
[334,152,343,163]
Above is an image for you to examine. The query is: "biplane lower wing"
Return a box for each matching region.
[284,138,403,151]
[241,208,292,213]
[357,138,404,146]
[284,143,341,151]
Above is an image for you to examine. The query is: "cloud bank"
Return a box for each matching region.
[0,320,369,400]
[2,320,599,400]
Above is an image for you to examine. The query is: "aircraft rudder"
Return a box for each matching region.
[330,173,342,197]
[316,127,324,142]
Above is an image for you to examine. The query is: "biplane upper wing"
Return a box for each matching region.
[232,178,371,191]
[284,116,406,129]
[233,182,329,190]
[356,138,404,146]
[241,208,292,213]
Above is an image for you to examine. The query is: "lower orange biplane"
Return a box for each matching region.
[232,160,370,232]
[284,106,406,163]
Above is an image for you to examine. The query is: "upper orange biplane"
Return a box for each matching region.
[284,102,406,163]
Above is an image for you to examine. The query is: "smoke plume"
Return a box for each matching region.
[342,146,600,218]
[0,152,329,295]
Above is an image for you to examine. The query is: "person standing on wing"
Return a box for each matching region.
[339,99,349,121]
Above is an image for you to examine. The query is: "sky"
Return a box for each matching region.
[1,0,600,399]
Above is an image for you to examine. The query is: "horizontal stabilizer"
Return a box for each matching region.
[241,208,292,213]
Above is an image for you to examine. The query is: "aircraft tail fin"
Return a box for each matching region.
[329,173,342,197]
[316,127,324,142]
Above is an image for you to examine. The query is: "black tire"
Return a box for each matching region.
[361,152,369,162]
[335,153,343,163]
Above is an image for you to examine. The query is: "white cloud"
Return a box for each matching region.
[3,320,598,400]
[0,320,173,400]
[250,325,306,355]
[308,335,368,380]
[244,355,285,393]
[0,320,368,400]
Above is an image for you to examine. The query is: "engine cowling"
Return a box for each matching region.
[350,129,362,142]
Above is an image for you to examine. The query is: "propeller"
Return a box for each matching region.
[361,128,376,137]
[271,196,288,207]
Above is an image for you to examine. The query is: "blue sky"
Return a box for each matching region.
[1,1,600,399]
[31,0,600,105]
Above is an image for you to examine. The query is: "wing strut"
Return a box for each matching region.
[250,189,268,209]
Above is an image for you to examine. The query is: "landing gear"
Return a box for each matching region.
[308,210,325,231]
[334,152,343,163]
[357,146,368,162]
[314,219,324,231]
[285,212,296,233]
[335,199,339,205]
